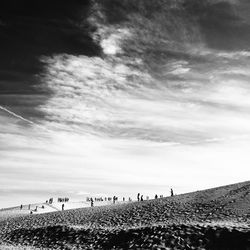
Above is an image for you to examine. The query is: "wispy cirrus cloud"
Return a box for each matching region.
[1,0,250,208]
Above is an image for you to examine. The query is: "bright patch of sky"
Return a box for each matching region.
[1,20,250,208]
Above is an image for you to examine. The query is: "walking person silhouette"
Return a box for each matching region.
[171,188,174,197]
[140,195,143,201]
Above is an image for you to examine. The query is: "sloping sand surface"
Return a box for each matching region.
[0,181,249,249]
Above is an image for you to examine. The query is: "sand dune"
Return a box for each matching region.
[0,200,119,222]
[0,181,249,249]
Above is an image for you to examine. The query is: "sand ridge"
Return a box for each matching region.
[0,181,249,249]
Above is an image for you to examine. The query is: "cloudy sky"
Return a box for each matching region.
[1,0,250,207]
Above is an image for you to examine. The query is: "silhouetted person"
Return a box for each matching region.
[140,195,143,201]
[90,198,94,207]
[123,197,125,201]
[171,188,174,197]
[20,204,23,210]
[113,196,116,204]
[62,204,65,211]
[137,193,140,201]
[155,194,158,199]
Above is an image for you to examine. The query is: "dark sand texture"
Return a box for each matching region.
[0,181,249,249]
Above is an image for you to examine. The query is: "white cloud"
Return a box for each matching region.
[1,25,250,208]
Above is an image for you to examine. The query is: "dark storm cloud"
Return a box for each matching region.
[0,0,90,19]
[0,0,100,58]
[0,0,101,120]
[183,0,250,50]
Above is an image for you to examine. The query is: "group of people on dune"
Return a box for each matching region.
[20,189,175,212]
[137,189,174,202]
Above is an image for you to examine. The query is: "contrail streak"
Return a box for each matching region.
[0,105,35,125]
[0,105,49,132]
[0,105,249,145]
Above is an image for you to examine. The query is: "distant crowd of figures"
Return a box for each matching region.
[46,197,69,203]
[86,196,132,203]
[20,204,45,214]
[57,197,69,203]
[20,189,175,212]
[86,196,122,207]
[86,188,174,207]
